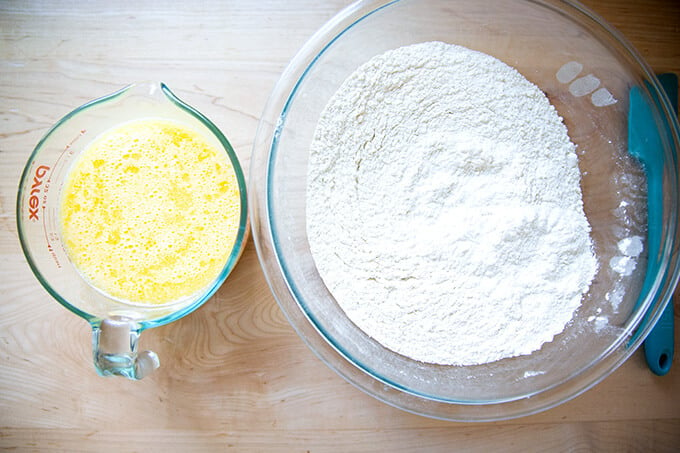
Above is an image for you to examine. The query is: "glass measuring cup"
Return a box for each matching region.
[16,82,249,379]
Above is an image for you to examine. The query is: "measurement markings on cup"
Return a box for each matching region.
[28,129,87,268]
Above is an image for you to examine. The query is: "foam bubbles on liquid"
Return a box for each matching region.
[60,119,241,305]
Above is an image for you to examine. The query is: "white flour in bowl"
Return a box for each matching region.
[306,41,598,366]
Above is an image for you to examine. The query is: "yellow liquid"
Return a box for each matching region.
[60,119,241,305]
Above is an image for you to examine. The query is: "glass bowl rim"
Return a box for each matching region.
[250,0,680,420]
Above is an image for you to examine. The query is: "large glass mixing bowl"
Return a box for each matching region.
[249,0,680,420]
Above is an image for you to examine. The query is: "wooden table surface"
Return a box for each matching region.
[1,0,679,451]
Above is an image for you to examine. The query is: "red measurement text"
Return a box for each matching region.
[28,165,50,221]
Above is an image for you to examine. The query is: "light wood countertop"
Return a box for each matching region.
[1,0,679,450]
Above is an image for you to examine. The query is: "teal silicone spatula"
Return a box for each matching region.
[628,73,677,376]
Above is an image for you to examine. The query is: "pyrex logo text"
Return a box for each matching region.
[28,165,50,221]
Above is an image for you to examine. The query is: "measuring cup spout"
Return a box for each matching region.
[92,316,160,380]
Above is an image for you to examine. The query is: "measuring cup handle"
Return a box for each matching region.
[91,317,160,380]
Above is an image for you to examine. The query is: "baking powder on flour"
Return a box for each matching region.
[306,41,598,366]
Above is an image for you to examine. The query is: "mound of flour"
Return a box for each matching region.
[306,41,597,366]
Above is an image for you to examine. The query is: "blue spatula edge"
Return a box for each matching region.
[628,73,677,376]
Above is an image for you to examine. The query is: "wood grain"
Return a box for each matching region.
[1,420,679,452]
[1,0,679,451]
